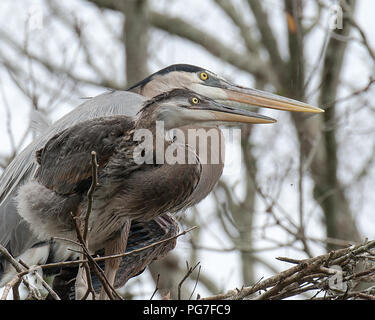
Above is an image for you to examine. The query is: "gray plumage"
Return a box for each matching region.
[14,89,229,298]
[0,91,145,263]
[15,90,208,253]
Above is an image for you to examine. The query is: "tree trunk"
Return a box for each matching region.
[285,0,361,249]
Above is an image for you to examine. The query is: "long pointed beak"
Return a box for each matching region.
[219,82,324,113]
[193,99,276,124]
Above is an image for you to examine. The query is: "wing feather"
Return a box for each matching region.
[35,116,133,195]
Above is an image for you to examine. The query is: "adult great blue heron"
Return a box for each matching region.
[0,64,323,297]
[16,89,276,298]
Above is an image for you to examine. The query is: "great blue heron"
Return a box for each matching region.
[15,89,276,298]
[0,64,323,298]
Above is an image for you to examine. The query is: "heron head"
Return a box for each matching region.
[136,89,276,130]
[128,64,324,114]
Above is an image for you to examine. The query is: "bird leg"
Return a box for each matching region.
[99,220,130,300]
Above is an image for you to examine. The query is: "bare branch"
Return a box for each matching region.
[202,239,375,300]
[83,151,99,242]
[213,0,259,53]
[247,0,287,84]
[178,262,200,300]
[148,11,278,87]
[0,246,60,300]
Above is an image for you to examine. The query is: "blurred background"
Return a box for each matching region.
[0,0,374,299]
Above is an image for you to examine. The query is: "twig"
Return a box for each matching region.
[178,262,200,300]
[0,226,197,300]
[0,245,60,300]
[150,274,160,300]
[189,264,201,300]
[37,226,198,270]
[325,77,375,108]
[83,151,99,242]
[276,256,303,264]
[70,212,119,300]
[0,245,24,273]
[78,151,99,300]
[17,259,60,300]
[201,240,375,300]
[79,262,96,300]
[1,275,21,300]
[30,267,61,300]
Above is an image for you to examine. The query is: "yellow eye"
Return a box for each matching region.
[191,97,199,104]
[200,72,208,81]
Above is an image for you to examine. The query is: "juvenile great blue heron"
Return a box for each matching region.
[15,89,276,298]
[0,64,323,297]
